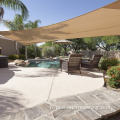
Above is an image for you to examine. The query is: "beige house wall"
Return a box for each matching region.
[0,38,22,56]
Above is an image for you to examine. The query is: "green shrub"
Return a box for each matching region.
[8,54,19,60]
[107,66,120,88]
[99,57,119,71]
[19,54,25,60]
[19,45,42,58]
[42,46,56,57]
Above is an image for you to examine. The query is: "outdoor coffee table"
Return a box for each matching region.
[60,58,69,71]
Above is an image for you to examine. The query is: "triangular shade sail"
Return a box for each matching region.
[0,0,120,45]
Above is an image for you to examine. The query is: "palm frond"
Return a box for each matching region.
[0,0,29,19]
[24,20,41,29]
[3,14,24,30]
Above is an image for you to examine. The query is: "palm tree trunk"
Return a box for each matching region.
[15,41,18,54]
[0,7,4,19]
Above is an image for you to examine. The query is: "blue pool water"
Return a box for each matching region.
[27,59,60,68]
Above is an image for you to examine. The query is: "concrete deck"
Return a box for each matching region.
[0,63,104,108]
[0,63,109,119]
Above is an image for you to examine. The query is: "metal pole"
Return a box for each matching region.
[25,46,28,60]
[15,42,18,54]
[34,44,37,58]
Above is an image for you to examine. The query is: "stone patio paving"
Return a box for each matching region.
[1,87,120,120]
[1,63,120,119]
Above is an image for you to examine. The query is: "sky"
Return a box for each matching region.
[0,0,116,31]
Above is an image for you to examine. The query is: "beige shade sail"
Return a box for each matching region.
[0,0,120,45]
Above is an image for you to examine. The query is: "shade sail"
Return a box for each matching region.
[0,0,120,45]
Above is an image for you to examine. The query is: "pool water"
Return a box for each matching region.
[27,60,60,68]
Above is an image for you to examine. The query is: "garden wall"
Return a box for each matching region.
[0,38,22,56]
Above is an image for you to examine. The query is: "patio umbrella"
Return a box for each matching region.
[55,40,72,56]
[0,47,2,54]
[55,40,72,44]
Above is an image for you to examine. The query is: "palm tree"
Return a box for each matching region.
[4,14,24,55]
[24,20,41,29]
[4,14,40,31]
[0,0,28,19]
[4,14,24,30]
[4,14,41,59]
[24,20,41,58]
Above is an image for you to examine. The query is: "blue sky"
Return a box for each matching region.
[0,0,115,31]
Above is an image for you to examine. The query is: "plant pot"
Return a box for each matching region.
[103,70,107,87]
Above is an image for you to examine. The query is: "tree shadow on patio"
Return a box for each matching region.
[0,68,15,84]
[80,71,103,78]
[16,69,61,78]
[0,88,25,117]
[69,69,103,78]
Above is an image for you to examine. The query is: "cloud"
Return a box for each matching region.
[0,23,9,31]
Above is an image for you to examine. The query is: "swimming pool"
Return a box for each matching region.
[27,59,60,68]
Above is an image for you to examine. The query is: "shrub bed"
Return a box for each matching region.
[8,54,25,60]
[8,54,19,60]
[99,57,119,71]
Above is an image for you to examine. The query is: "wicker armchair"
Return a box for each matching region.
[68,54,82,74]
[81,55,102,68]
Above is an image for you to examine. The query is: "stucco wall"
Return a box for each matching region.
[81,50,120,59]
[0,38,22,56]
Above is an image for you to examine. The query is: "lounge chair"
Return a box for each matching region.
[81,54,102,68]
[67,53,82,74]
